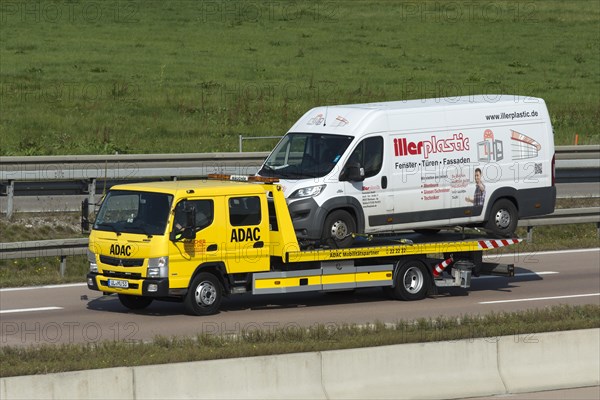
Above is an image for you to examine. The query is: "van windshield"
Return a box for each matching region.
[94,190,173,236]
[259,133,353,179]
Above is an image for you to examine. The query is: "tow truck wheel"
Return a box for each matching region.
[485,199,518,237]
[322,210,356,248]
[118,294,153,310]
[388,260,431,301]
[185,272,222,316]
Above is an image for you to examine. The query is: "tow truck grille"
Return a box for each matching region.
[103,270,142,280]
[100,255,144,267]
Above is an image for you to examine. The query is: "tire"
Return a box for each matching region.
[184,272,222,315]
[388,259,431,301]
[118,294,153,310]
[321,210,356,248]
[485,199,518,237]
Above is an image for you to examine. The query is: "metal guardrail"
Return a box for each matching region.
[1,146,598,218]
[518,207,600,242]
[1,208,598,277]
[0,238,88,277]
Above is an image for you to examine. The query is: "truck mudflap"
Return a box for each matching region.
[252,262,393,295]
[87,273,170,297]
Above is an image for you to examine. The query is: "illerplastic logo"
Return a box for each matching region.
[394,133,470,159]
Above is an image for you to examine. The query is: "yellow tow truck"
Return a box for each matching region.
[84,174,520,315]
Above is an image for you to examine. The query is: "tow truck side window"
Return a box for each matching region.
[229,196,261,226]
[173,200,214,231]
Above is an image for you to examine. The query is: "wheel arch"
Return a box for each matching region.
[484,188,519,221]
[189,262,230,294]
[320,196,365,234]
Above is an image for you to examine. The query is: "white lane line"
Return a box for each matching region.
[0,283,87,292]
[474,271,559,280]
[485,247,599,258]
[479,293,600,305]
[0,306,64,314]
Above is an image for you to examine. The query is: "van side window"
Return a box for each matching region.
[173,200,214,231]
[229,196,262,226]
[347,136,383,178]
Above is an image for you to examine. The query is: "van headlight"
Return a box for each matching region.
[147,256,169,278]
[88,249,98,273]
[289,185,326,198]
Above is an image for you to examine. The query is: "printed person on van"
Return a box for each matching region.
[465,168,485,206]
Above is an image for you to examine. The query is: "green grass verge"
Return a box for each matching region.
[1,0,599,156]
[1,304,598,377]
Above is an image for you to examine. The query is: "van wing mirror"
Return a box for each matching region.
[341,162,365,182]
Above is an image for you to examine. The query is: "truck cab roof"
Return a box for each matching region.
[108,179,271,198]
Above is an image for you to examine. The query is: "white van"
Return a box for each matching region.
[258,95,556,247]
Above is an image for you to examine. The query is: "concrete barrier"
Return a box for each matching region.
[1,329,598,400]
[498,329,600,393]
[321,339,505,399]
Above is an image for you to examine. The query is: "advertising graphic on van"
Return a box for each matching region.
[511,129,542,160]
[393,133,469,159]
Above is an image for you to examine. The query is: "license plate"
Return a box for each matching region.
[108,279,129,289]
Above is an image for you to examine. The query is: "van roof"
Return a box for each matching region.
[288,94,548,135]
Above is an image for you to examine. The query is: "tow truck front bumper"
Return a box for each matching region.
[87,273,170,297]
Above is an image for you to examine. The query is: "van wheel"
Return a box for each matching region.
[388,259,431,301]
[322,210,356,248]
[118,294,153,310]
[486,199,518,237]
[185,272,222,315]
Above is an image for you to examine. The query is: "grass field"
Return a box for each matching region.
[1,1,599,155]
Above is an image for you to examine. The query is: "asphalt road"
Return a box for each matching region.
[1,248,598,347]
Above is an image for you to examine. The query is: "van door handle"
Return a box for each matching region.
[381,176,388,189]
[207,244,218,251]
[254,241,264,248]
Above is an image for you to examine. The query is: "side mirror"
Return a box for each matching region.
[170,205,197,242]
[341,162,365,182]
[81,199,90,233]
[170,227,196,241]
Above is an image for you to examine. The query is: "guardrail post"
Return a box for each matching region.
[526,226,534,243]
[87,178,96,210]
[239,135,243,152]
[6,180,15,220]
[60,256,67,278]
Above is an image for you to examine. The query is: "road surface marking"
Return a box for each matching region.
[474,271,559,280]
[486,247,599,258]
[0,306,64,314]
[479,293,600,305]
[0,283,87,292]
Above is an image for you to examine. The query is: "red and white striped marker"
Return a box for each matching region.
[432,257,454,278]
[478,239,522,250]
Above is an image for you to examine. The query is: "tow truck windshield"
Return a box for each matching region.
[259,133,353,179]
[94,190,173,236]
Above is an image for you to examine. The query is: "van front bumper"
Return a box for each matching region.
[87,273,170,297]
[288,198,324,240]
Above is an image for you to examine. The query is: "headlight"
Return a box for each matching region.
[147,256,169,278]
[88,249,98,273]
[289,185,326,198]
